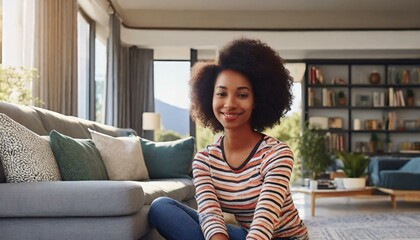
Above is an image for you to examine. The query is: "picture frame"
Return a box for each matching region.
[356,94,372,107]
[404,120,417,130]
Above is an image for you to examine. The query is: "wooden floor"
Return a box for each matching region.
[292,192,420,220]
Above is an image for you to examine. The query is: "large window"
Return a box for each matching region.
[77,10,96,120]
[77,12,90,119]
[94,38,106,123]
[154,60,191,140]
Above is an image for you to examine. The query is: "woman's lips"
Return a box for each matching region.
[221,112,242,120]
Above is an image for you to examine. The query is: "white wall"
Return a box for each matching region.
[122,28,420,60]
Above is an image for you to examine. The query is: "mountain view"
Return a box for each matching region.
[155,99,189,136]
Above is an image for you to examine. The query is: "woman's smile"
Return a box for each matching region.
[221,111,244,120]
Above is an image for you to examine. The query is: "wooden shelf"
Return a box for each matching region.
[305,59,420,155]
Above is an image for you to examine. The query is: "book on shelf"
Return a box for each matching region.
[388,88,394,106]
[310,66,324,84]
[308,88,314,106]
[325,133,345,152]
[372,92,385,107]
[321,88,339,107]
[386,111,397,130]
[388,88,407,107]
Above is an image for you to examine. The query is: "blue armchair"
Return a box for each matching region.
[368,157,420,190]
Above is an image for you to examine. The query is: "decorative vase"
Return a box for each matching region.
[369,71,381,84]
[343,177,366,189]
[369,141,377,153]
[401,70,410,84]
[407,97,414,107]
[338,98,346,106]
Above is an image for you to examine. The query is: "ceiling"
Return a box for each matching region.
[110,0,420,30]
[80,0,420,60]
[113,0,419,12]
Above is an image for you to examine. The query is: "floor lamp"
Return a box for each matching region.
[142,112,161,140]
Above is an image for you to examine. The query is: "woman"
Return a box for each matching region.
[148,38,308,240]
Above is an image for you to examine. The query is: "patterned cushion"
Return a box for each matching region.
[0,159,6,183]
[49,130,109,181]
[0,113,61,183]
[89,129,149,180]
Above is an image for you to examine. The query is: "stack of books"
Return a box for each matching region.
[317,179,336,189]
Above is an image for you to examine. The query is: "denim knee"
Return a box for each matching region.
[148,197,175,226]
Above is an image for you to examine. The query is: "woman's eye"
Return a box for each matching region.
[238,93,248,98]
[216,92,226,97]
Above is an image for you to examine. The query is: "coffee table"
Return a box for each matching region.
[378,187,420,208]
[291,187,375,216]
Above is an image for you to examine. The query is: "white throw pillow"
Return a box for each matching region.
[89,129,149,180]
[0,113,61,183]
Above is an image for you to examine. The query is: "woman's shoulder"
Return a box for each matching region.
[262,134,290,150]
[195,135,223,156]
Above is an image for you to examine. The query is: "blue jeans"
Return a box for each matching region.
[148,197,247,240]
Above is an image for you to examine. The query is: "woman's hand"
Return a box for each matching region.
[210,233,229,240]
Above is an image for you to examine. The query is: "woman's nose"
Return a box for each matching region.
[224,96,237,108]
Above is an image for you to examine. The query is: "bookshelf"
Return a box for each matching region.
[304,59,420,156]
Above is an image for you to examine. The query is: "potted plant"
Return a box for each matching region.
[298,123,332,180]
[336,151,369,189]
[337,91,346,106]
[406,89,414,107]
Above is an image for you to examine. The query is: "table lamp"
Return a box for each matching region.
[142,112,161,140]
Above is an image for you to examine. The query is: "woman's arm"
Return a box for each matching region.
[193,149,228,240]
[247,143,294,240]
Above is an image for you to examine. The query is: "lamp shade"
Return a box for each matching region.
[142,112,161,130]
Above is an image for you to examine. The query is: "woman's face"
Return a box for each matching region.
[212,70,254,131]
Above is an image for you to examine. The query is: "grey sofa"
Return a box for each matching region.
[0,101,196,240]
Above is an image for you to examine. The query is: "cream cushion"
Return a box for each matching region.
[89,129,149,180]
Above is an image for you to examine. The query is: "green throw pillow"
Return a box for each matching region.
[140,137,195,179]
[49,130,109,181]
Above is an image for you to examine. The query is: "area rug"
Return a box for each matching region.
[304,212,420,240]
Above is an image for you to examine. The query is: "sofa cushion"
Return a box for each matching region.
[379,170,420,190]
[0,101,47,135]
[0,101,137,138]
[89,129,149,181]
[49,130,109,181]
[0,181,144,217]
[134,178,196,205]
[399,157,420,173]
[0,113,61,183]
[140,137,195,179]
[368,157,410,186]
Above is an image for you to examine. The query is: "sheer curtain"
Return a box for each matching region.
[32,0,78,116]
[105,13,121,126]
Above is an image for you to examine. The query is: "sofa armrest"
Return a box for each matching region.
[368,158,410,186]
[0,181,144,218]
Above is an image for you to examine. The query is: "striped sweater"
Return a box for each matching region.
[192,135,308,240]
